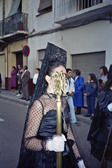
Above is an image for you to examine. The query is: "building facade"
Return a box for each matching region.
[28,0,112,83]
[0,0,29,89]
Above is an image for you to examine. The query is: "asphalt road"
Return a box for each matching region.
[0,98,112,168]
[0,98,27,168]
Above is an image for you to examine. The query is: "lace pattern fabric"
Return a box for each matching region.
[23,93,81,161]
[24,100,44,151]
[67,124,81,158]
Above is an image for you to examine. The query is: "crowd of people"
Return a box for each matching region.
[64,65,108,123]
[5,62,110,117]
[10,65,30,101]
[9,65,40,101]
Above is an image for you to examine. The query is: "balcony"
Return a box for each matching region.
[53,0,112,27]
[0,12,28,42]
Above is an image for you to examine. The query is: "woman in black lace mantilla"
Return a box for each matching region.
[17,43,85,168]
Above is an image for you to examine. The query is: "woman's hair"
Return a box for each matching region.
[35,68,40,71]
[66,68,72,73]
[46,61,65,77]
[89,73,97,84]
[108,64,112,80]
[12,66,16,69]
[103,65,112,90]
[100,66,108,75]
[108,79,112,88]
[73,69,81,76]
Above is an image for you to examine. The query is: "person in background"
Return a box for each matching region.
[83,73,98,120]
[18,68,24,99]
[10,66,17,90]
[33,68,40,87]
[65,68,80,126]
[0,73,2,93]
[87,65,112,168]
[73,69,84,115]
[97,66,108,92]
[21,65,30,101]
[16,65,23,96]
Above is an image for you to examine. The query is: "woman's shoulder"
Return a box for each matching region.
[32,99,43,109]
[79,75,84,80]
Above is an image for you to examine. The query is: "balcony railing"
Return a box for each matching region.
[0,12,28,37]
[76,0,102,11]
[54,0,106,20]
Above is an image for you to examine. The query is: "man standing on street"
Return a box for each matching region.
[65,68,80,126]
[21,65,30,101]
[16,65,23,96]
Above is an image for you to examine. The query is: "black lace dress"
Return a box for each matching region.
[17,92,80,168]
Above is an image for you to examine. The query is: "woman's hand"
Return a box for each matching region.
[46,134,66,152]
[78,159,86,168]
[107,103,112,112]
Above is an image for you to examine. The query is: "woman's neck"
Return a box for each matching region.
[47,86,54,94]
[110,86,112,90]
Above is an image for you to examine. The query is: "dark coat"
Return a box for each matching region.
[87,90,112,161]
[83,81,97,97]
[73,76,84,107]
[10,69,17,88]
[22,70,30,86]
[0,73,2,87]
[18,73,23,89]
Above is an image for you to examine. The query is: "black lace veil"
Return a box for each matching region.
[29,42,67,109]
[17,43,67,167]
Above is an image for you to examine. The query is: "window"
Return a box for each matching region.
[76,0,102,11]
[38,0,52,14]
[38,49,45,68]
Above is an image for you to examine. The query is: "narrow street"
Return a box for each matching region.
[0,98,112,168]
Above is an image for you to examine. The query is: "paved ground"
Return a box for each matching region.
[0,99,27,168]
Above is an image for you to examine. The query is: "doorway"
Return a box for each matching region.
[16,52,23,71]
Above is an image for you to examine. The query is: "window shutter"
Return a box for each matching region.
[38,0,52,13]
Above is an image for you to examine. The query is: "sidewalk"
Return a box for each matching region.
[0,89,30,106]
[0,89,92,124]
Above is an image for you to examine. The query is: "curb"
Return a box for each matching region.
[76,115,92,125]
[0,94,30,106]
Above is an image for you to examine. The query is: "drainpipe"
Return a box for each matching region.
[7,46,8,78]
[2,0,5,35]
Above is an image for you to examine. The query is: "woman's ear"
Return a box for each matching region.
[45,75,51,84]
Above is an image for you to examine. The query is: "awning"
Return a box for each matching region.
[7,0,21,18]
[38,0,52,12]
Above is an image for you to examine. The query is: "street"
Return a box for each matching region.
[0,98,27,168]
[0,98,112,168]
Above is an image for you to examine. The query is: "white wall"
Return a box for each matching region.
[28,0,112,77]
[0,0,2,20]
[28,0,60,34]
